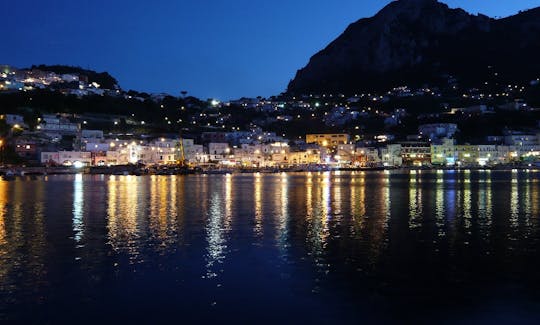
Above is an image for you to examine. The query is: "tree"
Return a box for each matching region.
[22,110,42,131]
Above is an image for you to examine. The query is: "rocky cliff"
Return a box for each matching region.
[287,0,540,94]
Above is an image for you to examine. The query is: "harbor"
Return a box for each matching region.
[1,163,539,180]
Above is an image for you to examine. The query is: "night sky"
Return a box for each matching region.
[5,0,540,100]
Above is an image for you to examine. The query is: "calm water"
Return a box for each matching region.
[1,171,540,324]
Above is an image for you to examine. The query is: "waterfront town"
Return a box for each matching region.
[6,1,540,323]
[1,64,540,172]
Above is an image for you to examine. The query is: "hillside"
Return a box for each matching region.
[30,65,119,89]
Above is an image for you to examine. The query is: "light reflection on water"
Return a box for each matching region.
[276,173,289,257]
[107,175,143,260]
[72,173,84,243]
[253,173,263,238]
[0,170,539,322]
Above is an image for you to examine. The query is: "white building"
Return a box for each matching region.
[477,145,498,166]
[129,143,176,165]
[85,142,110,152]
[233,144,266,166]
[431,138,456,165]
[81,129,104,141]
[208,143,230,155]
[38,114,79,135]
[1,114,26,127]
[336,144,356,163]
[41,151,92,166]
[419,123,458,140]
[380,144,403,167]
[504,134,538,147]
[61,74,79,82]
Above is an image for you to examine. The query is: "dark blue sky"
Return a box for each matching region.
[5,0,540,99]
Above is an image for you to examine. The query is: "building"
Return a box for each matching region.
[418,123,458,140]
[263,142,290,155]
[306,134,350,148]
[336,144,356,163]
[104,150,129,166]
[455,145,478,166]
[208,142,230,162]
[41,151,92,166]
[431,138,456,166]
[208,142,230,155]
[477,145,497,166]
[85,142,111,152]
[124,143,177,165]
[380,144,403,167]
[400,142,431,166]
[15,143,38,161]
[81,130,104,141]
[233,144,266,167]
[271,149,321,166]
[1,114,27,128]
[38,114,80,135]
[354,147,380,167]
[181,139,205,163]
[504,134,538,147]
[495,146,518,164]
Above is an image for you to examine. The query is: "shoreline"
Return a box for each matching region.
[1,164,539,177]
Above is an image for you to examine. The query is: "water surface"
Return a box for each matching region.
[1,171,540,323]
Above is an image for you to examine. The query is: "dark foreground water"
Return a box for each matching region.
[1,171,540,324]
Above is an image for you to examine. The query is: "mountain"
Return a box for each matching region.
[287,0,540,94]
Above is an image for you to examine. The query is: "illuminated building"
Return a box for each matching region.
[271,149,321,166]
[380,144,402,167]
[336,144,356,164]
[353,147,380,167]
[41,151,92,166]
[400,141,431,166]
[431,138,456,166]
[477,145,497,166]
[305,134,350,148]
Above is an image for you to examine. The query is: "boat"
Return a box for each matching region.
[2,170,15,181]
[205,168,235,174]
